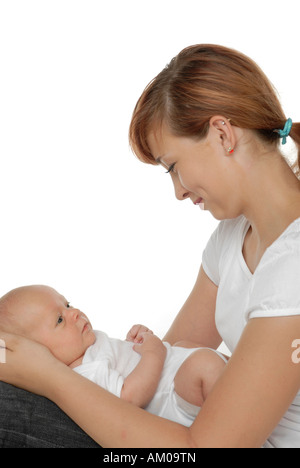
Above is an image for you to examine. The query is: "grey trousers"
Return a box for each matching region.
[0,381,101,448]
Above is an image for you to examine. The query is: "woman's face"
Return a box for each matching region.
[147,121,244,220]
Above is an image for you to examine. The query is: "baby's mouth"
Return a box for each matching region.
[80,314,91,332]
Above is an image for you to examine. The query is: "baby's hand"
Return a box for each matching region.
[133,332,166,361]
[126,324,153,344]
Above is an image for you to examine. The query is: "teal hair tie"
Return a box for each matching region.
[277,118,293,145]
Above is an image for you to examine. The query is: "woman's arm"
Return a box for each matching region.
[163,265,221,348]
[188,316,300,447]
[0,332,193,448]
[2,315,300,447]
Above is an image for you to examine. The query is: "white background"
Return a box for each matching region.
[0,0,299,355]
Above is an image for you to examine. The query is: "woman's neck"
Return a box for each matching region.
[242,152,300,251]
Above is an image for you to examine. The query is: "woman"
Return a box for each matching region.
[1,44,300,448]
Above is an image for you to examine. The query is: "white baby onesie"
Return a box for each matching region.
[74,330,227,426]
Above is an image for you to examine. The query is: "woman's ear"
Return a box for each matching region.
[210,116,236,155]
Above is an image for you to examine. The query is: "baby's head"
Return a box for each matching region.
[0,285,96,366]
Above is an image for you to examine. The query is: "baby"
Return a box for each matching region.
[0,285,227,426]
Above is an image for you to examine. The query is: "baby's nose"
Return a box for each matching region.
[69,308,80,321]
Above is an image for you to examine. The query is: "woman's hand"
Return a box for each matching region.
[0,330,64,398]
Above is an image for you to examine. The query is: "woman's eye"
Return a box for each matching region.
[166,163,176,174]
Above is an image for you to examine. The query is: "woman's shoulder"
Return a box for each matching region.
[280,216,300,240]
[251,216,300,290]
[247,219,300,320]
[265,216,300,259]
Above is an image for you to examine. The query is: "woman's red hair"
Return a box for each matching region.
[129,44,300,177]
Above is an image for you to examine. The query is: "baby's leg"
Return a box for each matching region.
[174,349,227,407]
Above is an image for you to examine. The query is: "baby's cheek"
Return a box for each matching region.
[85,329,96,348]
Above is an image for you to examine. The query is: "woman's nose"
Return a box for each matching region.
[173,177,190,201]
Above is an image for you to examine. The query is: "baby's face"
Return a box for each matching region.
[11,285,96,366]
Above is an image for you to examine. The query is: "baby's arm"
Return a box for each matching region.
[121,331,166,408]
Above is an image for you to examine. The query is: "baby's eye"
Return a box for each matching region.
[57,315,64,325]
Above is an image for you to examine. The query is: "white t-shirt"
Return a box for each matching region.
[202,215,300,448]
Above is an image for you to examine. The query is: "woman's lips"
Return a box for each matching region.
[194,198,205,210]
[194,198,203,205]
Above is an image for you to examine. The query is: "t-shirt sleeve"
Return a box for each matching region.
[246,238,300,320]
[202,224,221,286]
[202,220,233,286]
